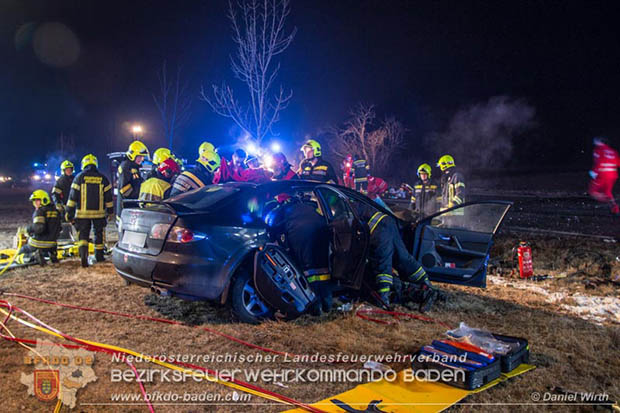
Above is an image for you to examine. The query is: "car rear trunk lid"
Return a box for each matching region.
[118,206,177,256]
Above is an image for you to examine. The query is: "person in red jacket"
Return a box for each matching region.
[589,137,620,214]
[341,154,354,188]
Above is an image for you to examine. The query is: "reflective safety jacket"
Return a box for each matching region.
[352,159,370,183]
[117,159,143,199]
[298,158,338,183]
[27,204,61,249]
[170,163,214,196]
[440,169,466,210]
[265,198,330,277]
[66,165,114,219]
[592,142,620,176]
[51,174,74,207]
[413,179,439,217]
[139,176,172,202]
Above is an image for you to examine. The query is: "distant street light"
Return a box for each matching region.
[132,125,143,140]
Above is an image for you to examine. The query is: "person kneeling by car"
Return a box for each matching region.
[17,190,61,266]
[354,202,444,312]
[265,194,333,315]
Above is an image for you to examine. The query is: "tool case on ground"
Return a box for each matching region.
[411,350,501,390]
[411,340,502,390]
[491,334,529,373]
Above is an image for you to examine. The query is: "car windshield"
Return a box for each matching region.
[167,185,240,211]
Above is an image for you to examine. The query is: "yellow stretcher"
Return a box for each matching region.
[286,364,535,413]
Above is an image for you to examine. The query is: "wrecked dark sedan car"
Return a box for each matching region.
[113,181,511,323]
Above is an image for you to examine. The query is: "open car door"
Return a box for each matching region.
[314,185,369,290]
[412,201,512,287]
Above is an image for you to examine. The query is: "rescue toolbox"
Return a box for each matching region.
[411,333,529,390]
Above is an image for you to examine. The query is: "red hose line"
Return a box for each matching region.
[3,292,297,358]
[0,301,326,413]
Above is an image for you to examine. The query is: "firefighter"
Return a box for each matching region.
[265,194,332,315]
[16,190,61,266]
[139,158,181,202]
[272,152,298,180]
[66,154,114,267]
[352,156,371,194]
[298,139,338,183]
[148,147,172,178]
[51,160,75,217]
[117,140,149,219]
[342,154,354,188]
[437,155,466,211]
[413,163,439,217]
[353,202,440,311]
[589,137,620,214]
[170,147,221,196]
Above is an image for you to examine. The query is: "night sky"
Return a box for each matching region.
[1,0,619,174]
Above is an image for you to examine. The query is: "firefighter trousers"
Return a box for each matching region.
[75,218,106,263]
[18,244,58,264]
[368,217,428,294]
[589,172,618,212]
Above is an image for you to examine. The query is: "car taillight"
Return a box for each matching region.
[167,226,206,243]
[150,223,171,240]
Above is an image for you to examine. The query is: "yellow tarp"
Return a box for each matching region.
[286,364,535,413]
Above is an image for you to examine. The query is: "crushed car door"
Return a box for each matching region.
[314,185,369,289]
[412,201,512,287]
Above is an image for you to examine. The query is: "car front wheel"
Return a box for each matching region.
[230,269,273,324]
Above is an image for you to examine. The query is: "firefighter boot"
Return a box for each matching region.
[95,250,105,263]
[50,249,59,264]
[35,250,46,267]
[79,246,89,268]
[419,285,437,313]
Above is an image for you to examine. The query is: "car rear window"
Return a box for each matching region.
[167,185,240,211]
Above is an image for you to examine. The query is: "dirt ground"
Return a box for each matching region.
[0,188,618,412]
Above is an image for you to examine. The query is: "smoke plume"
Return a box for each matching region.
[430,96,536,170]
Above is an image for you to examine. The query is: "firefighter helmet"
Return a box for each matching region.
[197,150,221,173]
[60,160,74,171]
[158,158,181,178]
[127,140,149,161]
[301,139,321,158]
[152,148,172,165]
[437,155,455,171]
[29,189,51,206]
[417,163,432,178]
[81,154,98,170]
[198,141,215,158]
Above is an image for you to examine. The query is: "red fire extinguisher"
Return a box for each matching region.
[517,241,534,278]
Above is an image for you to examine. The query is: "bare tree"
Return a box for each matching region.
[332,103,406,175]
[202,0,296,145]
[57,132,76,158]
[153,61,193,150]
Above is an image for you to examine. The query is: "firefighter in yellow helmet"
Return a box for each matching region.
[51,160,75,218]
[117,140,149,219]
[66,154,114,267]
[139,158,181,202]
[413,163,439,217]
[16,190,61,265]
[437,155,466,210]
[298,139,338,183]
[170,147,221,196]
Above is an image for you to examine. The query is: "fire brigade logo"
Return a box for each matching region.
[21,340,97,408]
[34,370,59,401]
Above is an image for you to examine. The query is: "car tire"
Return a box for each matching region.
[230,269,273,324]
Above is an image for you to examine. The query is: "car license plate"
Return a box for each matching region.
[122,230,147,248]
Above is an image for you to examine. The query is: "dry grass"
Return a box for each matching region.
[0,196,618,412]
